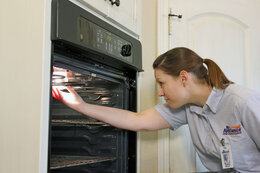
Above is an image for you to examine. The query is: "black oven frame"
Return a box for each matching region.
[49,0,142,172]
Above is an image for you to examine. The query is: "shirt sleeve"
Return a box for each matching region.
[239,95,260,149]
[154,103,187,130]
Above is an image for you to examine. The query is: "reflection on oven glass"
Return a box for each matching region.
[52,67,89,86]
[52,67,68,84]
[52,66,122,107]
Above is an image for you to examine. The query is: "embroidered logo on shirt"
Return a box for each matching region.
[223,124,241,135]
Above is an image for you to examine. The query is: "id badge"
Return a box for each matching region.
[220,140,233,169]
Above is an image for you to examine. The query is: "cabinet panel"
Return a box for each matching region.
[77,0,109,17]
[108,0,141,35]
[77,0,141,36]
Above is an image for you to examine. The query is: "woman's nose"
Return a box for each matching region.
[158,87,164,97]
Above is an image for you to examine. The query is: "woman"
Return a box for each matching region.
[52,47,260,172]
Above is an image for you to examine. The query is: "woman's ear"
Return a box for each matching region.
[179,70,189,87]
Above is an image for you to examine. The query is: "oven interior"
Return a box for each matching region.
[49,51,137,173]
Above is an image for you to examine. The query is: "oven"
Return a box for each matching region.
[48,0,142,173]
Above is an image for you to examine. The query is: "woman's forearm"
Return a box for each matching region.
[77,102,140,131]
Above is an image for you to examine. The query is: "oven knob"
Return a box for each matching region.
[121,44,132,57]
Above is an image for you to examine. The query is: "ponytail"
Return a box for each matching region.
[203,59,233,89]
[153,47,234,89]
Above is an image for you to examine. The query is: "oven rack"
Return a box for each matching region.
[50,155,116,170]
[51,119,109,126]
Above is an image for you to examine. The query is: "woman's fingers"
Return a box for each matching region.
[52,87,61,101]
[52,86,84,109]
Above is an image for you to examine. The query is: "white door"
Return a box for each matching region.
[166,0,260,172]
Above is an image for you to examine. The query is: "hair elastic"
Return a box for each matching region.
[202,59,208,73]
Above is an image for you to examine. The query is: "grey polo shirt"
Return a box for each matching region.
[154,84,260,172]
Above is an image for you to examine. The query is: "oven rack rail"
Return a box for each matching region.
[50,155,116,170]
[51,119,109,126]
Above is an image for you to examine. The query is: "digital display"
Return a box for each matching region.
[106,35,112,42]
[79,16,133,63]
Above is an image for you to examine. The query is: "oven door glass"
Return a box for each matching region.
[49,56,130,173]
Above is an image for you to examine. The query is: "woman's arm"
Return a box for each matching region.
[239,96,260,149]
[52,86,171,131]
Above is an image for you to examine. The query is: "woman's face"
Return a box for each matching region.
[154,69,189,108]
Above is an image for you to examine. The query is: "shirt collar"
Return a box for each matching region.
[189,87,224,114]
[206,87,224,113]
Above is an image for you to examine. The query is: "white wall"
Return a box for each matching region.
[138,0,159,173]
[0,0,47,173]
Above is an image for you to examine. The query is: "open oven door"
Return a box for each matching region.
[49,54,137,173]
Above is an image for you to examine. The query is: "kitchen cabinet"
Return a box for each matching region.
[77,0,142,37]
[77,0,108,16]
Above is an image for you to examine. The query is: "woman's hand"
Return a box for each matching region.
[52,86,85,110]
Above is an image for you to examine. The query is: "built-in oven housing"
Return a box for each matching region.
[49,0,142,172]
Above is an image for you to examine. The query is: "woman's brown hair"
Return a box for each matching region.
[153,47,233,89]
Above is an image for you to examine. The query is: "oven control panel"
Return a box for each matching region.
[78,17,133,64]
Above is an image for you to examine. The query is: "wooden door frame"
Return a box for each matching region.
[157,0,171,172]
